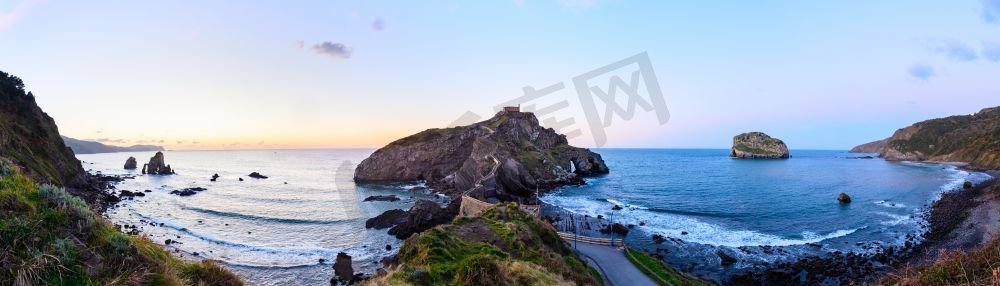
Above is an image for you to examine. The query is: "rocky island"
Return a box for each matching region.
[730,132,790,159]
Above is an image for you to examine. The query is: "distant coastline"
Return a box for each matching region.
[61,136,164,154]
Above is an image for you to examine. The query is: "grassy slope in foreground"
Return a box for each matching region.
[624,247,711,286]
[371,203,602,286]
[0,159,242,285]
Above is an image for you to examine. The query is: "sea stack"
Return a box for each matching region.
[124,156,137,170]
[142,151,174,175]
[730,132,790,159]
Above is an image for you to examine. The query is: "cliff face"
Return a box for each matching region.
[880,107,1000,169]
[61,136,164,154]
[0,71,87,188]
[355,111,608,201]
[850,139,888,154]
[730,132,790,159]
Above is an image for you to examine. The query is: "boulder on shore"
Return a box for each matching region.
[837,193,852,204]
[387,199,460,239]
[332,252,355,285]
[142,152,174,175]
[730,132,790,159]
[365,209,407,229]
[124,157,137,170]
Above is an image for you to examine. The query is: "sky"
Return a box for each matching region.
[1,0,999,150]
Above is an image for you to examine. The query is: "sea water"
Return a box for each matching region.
[78,149,993,284]
[541,149,993,279]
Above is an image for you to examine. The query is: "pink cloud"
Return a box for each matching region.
[0,0,40,31]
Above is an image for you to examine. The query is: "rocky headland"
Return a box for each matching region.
[851,106,1000,169]
[730,132,790,159]
[61,135,164,154]
[356,110,608,238]
[849,138,887,154]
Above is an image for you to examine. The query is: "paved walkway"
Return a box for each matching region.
[571,242,657,286]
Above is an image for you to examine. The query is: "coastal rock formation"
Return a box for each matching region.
[849,139,887,154]
[875,107,1000,169]
[730,132,790,159]
[332,252,355,285]
[124,156,137,169]
[354,110,608,203]
[248,172,268,179]
[142,152,174,175]
[388,199,460,239]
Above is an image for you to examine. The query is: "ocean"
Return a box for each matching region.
[78,149,993,284]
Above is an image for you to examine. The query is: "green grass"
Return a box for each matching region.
[0,158,243,285]
[625,247,710,286]
[391,203,600,285]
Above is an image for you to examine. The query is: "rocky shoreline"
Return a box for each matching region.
[730,169,999,284]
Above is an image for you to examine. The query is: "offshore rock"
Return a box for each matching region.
[124,156,137,170]
[142,152,174,175]
[730,132,790,159]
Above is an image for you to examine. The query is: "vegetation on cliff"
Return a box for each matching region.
[0,70,242,285]
[865,106,1000,169]
[0,71,88,188]
[371,203,601,285]
[0,159,242,285]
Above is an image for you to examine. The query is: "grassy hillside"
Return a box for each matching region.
[371,203,601,285]
[0,71,87,188]
[0,158,242,285]
[883,107,1000,169]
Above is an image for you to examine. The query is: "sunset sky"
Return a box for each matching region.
[2,1,999,150]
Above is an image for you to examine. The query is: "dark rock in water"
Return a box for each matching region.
[124,156,137,170]
[717,250,738,266]
[248,172,268,179]
[238,177,244,181]
[964,181,973,189]
[363,195,401,202]
[838,193,852,204]
[169,187,207,197]
[119,190,144,197]
[599,223,629,236]
[211,173,220,182]
[730,132,790,159]
[366,209,407,229]
[681,231,689,235]
[652,234,666,244]
[385,244,392,251]
[332,252,355,285]
[388,199,460,239]
[142,152,174,175]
